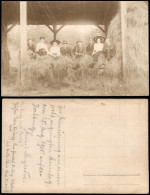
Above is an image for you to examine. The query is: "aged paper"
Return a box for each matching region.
[2,99,149,193]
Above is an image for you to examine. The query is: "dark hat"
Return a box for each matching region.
[62,40,68,44]
[39,36,45,40]
[94,36,105,43]
[76,40,83,44]
[50,40,61,45]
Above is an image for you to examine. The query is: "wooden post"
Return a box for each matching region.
[53,24,57,40]
[20,1,27,87]
[120,1,127,80]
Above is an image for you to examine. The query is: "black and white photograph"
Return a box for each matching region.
[1,1,149,96]
[1,1,149,194]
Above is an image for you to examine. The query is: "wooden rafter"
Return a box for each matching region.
[45,25,54,33]
[7,24,16,33]
[96,25,105,33]
[46,24,65,39]
[56,25,65,33]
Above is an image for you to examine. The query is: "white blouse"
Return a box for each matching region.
[92,43,104,55]
[49,46,61,56]
[36,42,49,53]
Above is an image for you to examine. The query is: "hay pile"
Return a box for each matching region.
[106,13,122,77]
[21,55,74,89]
[106,1,148,89]
[125,1,148,95]
[126,1,148,73]
[21,54,106,90]
[67,55,106,88]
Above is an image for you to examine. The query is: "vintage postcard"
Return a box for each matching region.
[2,99,149,193]
[1,1,149,96]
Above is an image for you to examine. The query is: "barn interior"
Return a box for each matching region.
[2,1,120,75]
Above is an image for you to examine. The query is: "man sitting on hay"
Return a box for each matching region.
[72,40,86,58]
[86,38,94,56]
[60,40,72,57]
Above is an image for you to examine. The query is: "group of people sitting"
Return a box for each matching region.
[27,34,115,62]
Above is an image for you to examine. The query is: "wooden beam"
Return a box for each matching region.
[20,1,27,57]
[46,25,65,40]
[45,25,54,33]
[20,1,27,87]
[7,24,16,33]
[96,25,105,33]
[56,25,65,33]
[120,1,127,80]
[53,24,57,40]
[7,20,107,26]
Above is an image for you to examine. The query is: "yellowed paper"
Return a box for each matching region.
[2,99,149,193]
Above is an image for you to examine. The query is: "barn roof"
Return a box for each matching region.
[2,1,119,25]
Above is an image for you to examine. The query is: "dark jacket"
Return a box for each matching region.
[72,45,85,58]
[103,44,116,60]
[86,43,94,55]
[27,43,35,53]
[60,46,72,57]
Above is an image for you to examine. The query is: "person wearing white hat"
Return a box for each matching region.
[92,35,105,61]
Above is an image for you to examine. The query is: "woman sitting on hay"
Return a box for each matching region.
[92,35,105,61]
[92,37,116,69]
[36,36,49,56]
[49,40,61,58]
